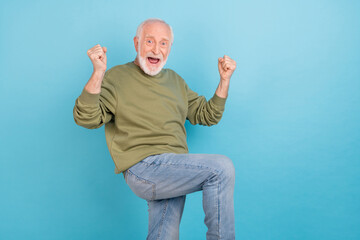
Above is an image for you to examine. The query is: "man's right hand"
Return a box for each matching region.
[87,44,107,72]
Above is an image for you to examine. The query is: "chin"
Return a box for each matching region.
[146,64,163,75]
[139,56,167,76]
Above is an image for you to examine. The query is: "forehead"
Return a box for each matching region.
[141,22,171,40]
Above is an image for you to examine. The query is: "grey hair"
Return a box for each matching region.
[135,18,174,44]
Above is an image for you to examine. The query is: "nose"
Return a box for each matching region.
[152,43,160,55]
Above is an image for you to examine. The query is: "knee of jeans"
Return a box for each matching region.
[218,155,235,182]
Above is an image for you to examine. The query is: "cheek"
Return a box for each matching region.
[140,45,149,57]
[140,48,146,57]
[161,49,169,60]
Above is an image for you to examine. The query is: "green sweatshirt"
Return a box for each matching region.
[73,62,227,174]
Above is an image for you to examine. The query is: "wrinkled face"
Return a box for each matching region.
[134,22,172,76]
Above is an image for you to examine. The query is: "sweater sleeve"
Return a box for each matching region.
[73,71,117,129]
[185,83,227,126]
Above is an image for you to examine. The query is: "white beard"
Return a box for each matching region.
[137,46,167,76]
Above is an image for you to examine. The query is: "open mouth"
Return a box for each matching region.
[147,57,160,65]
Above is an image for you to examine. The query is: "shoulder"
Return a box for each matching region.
[164,67,186,84]
[102,62,136,84]
[164,67,180,77]
[105,62,134,77]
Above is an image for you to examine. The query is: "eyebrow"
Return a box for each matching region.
[145,34,170,41]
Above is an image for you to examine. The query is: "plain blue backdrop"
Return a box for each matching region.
[1,0,359,239]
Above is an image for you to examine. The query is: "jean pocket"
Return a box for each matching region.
[126,170,156,200]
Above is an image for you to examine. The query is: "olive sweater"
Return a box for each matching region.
[73,62,227,174]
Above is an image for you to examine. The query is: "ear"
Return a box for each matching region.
[133,36,139,53]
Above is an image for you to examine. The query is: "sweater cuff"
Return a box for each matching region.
[211,93,227,107]
[78,88,100,105]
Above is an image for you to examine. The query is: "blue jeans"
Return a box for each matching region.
[124,153,235,240]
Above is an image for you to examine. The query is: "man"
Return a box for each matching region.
[73,18,237,240]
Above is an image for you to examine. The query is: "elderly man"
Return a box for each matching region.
[73,18,237,240]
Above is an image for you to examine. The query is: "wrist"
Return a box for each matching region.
[216,80,230,98]
[85,71,105,94]
[219,78,230,86]
[93,69,106,76]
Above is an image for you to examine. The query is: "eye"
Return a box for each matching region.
[147,40,152,44]
[160,41,167,46]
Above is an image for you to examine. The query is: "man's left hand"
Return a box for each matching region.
[218,55,236,83]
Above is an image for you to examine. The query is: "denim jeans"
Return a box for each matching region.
[124,153,235,240]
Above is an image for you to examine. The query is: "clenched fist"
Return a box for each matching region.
[87,44,107,72]
[218,55,236,83]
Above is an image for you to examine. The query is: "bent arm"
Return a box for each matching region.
[186,84,227,126]
[73,71,117,129]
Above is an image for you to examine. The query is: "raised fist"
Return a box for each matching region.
[218,55,236,82]
[87,44,107,72]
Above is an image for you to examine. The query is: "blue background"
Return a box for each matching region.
[1,0,359,239]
